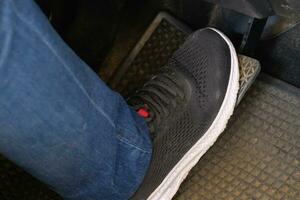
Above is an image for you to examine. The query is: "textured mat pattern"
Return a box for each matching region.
[174,75,300,200]
[109,13,190,97]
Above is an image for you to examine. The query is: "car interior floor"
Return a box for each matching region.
[0,0,299,199]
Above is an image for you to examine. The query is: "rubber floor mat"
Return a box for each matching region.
[174,75,300,200]
[108,12,192,97]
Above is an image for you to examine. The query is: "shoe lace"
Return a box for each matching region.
[128,69,185,134]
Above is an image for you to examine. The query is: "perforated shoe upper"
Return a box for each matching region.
[130,28,232,199]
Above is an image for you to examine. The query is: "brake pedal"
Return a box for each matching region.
[109,12,261,106]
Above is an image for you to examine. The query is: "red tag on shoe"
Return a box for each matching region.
[137,108,149,118]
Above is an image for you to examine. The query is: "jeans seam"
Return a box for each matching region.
[116,131,151,154]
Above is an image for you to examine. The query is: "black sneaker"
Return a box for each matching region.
[129,28,239,200]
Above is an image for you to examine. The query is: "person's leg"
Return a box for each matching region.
[0,0,151,199]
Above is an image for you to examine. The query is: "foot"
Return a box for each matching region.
[129,28,239,200]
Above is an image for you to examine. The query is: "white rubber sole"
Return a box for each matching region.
[147,28,240,200]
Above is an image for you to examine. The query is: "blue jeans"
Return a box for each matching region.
[0,0,152,199]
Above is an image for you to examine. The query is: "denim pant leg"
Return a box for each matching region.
[0,0,152,199]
